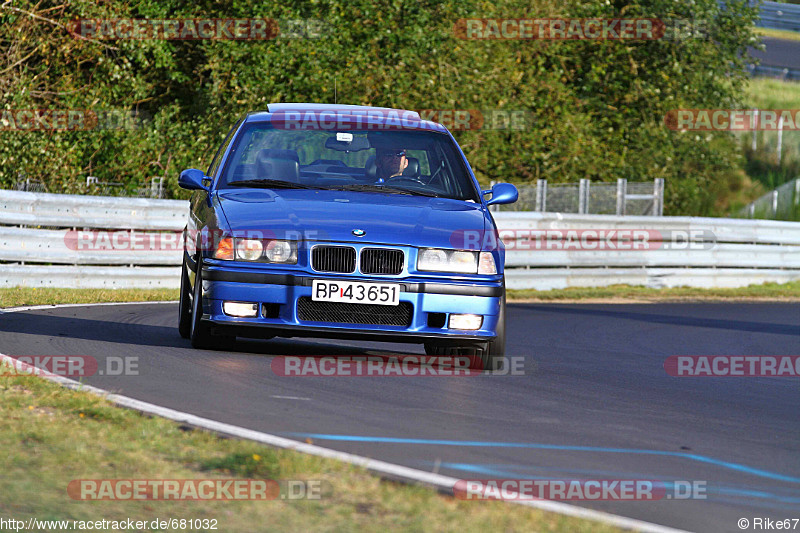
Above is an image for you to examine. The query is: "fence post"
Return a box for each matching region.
[616,178,627,216]
[751,109,758,151]
[777,114,784,164]
[535,179,547,212]
[795,178,800,206]
[152,177,164,199]
[771,190,779,216]
[654,178,664,216]
[578,179,590,214]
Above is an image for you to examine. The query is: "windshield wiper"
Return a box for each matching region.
[335,183,439,197]
[387,186,440,197]
[228,179,318,190]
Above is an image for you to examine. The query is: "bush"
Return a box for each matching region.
[0,0,759,214]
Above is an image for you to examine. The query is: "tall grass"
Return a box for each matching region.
[734,78,800,215]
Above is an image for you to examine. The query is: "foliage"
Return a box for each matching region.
[0,0,759,214]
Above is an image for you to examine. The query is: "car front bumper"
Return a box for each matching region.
[192,258,503,345]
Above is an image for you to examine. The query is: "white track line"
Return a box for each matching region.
[270,395,311,401]
[0,301,176,314]
[0,302,690,533]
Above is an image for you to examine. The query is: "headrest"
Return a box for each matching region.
[402,157,420,178]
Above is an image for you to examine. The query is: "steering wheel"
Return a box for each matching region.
[385,176,427,187]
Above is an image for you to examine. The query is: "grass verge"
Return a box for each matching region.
[755,27,800,43]
[0,288,178,308]
[507,281,800,302]
[2,282,799,310]
[746,77,800,110]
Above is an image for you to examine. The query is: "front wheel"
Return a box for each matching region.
[189,258,234,350]
[484,292,506,367]
[178,256,192,339]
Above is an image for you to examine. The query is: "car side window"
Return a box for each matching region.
[207,119,242,179]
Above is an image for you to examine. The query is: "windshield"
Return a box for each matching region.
[216,123,480,201]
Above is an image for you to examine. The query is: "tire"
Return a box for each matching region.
[423,343,484,371]
[423,289,506,372]
[189,258,234,350]
[482,292,506,370]
[178,256,192,339]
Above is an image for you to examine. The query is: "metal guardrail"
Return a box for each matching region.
[0,189,187,230]
[495,211,800,244]
[0,227,180,265]
[747,63,800,81]
[504,267,800,290]
[0,264,180,289]
[1,190,799,290]
[723,0,800,32]
[757,0,800,32]
[495,211,800,290]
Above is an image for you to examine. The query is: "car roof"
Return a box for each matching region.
[244,103,448,133]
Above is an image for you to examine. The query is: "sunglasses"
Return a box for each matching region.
[378,150,406,157]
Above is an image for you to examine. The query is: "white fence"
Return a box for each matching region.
[739,178,800,220]
[492,178,664,216]
[1,190,799,290]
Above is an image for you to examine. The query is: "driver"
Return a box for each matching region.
[375,148,408,182]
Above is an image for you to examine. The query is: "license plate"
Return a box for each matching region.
[312,280,400,306]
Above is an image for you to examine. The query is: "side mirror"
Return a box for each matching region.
[484,183,518,206]
[179,168,210,191]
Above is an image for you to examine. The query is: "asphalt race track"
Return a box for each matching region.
[1,302,798,532]
[749,37,800,70]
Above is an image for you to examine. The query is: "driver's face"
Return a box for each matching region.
[376,150,408,177]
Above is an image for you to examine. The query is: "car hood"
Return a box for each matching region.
[216,189,487,249]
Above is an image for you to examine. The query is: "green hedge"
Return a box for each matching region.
[0,0,758,215]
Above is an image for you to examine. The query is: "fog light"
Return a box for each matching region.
[223,301,258,317]
[448,314,483,330]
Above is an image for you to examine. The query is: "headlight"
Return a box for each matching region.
[235,239,263,261]
[226,238,297,263]
[265,240,297,263]
[418,248,478,274]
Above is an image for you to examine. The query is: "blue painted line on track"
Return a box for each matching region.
[286,433,800,484]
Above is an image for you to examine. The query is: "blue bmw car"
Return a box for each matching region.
[177,104,518,369]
